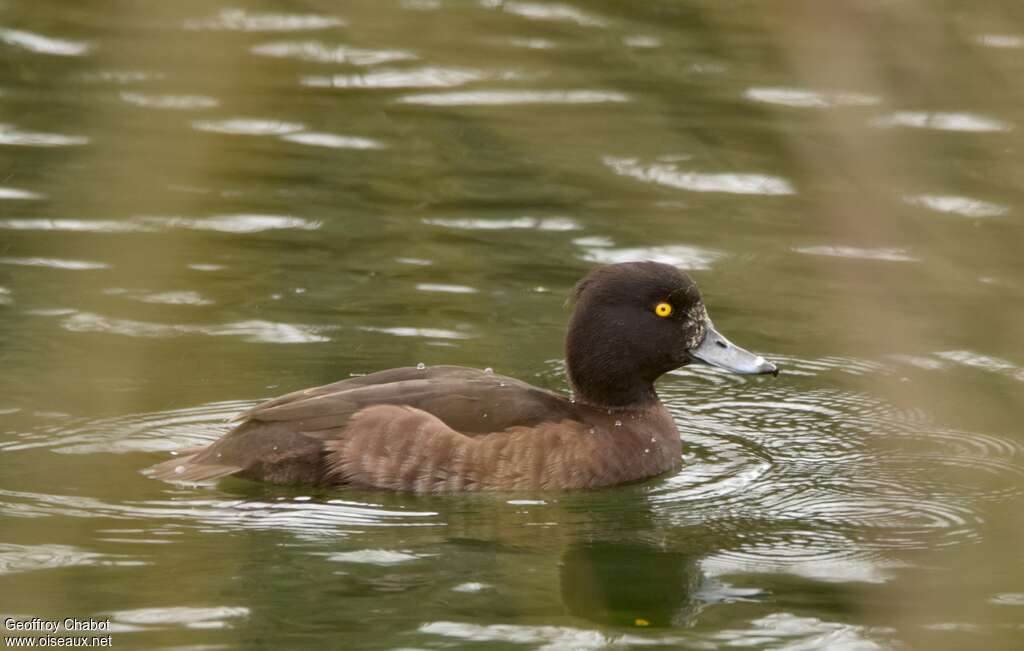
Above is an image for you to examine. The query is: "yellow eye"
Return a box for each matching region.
[655,302,673,318]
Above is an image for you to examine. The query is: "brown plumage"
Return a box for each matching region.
[150,262,777,492]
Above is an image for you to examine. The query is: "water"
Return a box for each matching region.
[2,1,1023,649]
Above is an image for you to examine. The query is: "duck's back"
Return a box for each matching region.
[151,365,680,492]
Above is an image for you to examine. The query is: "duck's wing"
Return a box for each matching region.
[323,404,602,492]
[229,365,484,422]
[235,365,574,434]
[149,365,578,485]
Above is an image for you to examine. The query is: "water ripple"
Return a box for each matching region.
[604,157,795,195]
[419,621,660,649]
[0,256,109,270]
[870,111,1011,132]
[935,350,1024,383]
[252,41,416,65]
[0,187,43,200]
[0,218,139,232]
[280,132,383,149]
[0,543,144,575]
[623,35,661,49]
[744,87,881,109]
[793,245,918,262]
[977,34,1024,49]
[0,214,319,234]
[508,37,556,50]
[303,67,484,89]
[903,194,1008,218]
[0,486,440,538]
[0,28,90,56]
[710,613,889,649]
[103,288,214,306]
[147,214,320,233]
[0,125,89,147]
[399,89,628,105]
[61,313,332,343]
[359,325,473,340]
[120,92,219,110]
[650,355,1023,568]
[184,9,344,32]
[1,400,250,455]
[424,216,579,231]
[108,606,249,630]
[325,549,425,565]
[487,1,608,28]
[416,283,478,294]
[579,243,723,270]
[703,534,903,584]
[989,593,1024,606]
[192,119,304,136]
[81,70,164,84]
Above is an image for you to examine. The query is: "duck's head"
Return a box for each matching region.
[566,261,777,408]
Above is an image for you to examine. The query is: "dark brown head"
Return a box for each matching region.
[565,262,776,408]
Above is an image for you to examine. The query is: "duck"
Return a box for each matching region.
[151,261,777,492]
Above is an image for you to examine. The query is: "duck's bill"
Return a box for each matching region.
[690,322,778,376]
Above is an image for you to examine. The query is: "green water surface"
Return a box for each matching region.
[2,1,1023,649]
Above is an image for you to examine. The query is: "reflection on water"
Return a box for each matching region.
[303,67,487,89]
[605,157,795,196]
[119,92,220,111]
[903,195,1009,219]
[2,0,1023,649]
[978,34,1024,49]
[0,544,145,576]
[0,28,89,56]
[0,188,44,200]
[425,216,579,231]
[251,40,416,65]
[869,111,1011,132]
[398,89,631,105]
[743,87,882,109]
[792,246,919,262]
[560,540,704,627]
[183,9,344,32]
[0,126,89,147]
[192,119,305,136]
[577,240,723,269]
[61,313,333,344]
[0,214,321,234]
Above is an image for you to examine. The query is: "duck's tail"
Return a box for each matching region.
[147,447,243,483]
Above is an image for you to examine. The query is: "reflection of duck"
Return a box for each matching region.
[560,539,704,628]
[152,262,776,491]
[556,495,709,629]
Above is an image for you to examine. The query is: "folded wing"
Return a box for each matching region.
[150,365,577,487]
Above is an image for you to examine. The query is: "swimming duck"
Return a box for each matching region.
[151,262,776,492]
